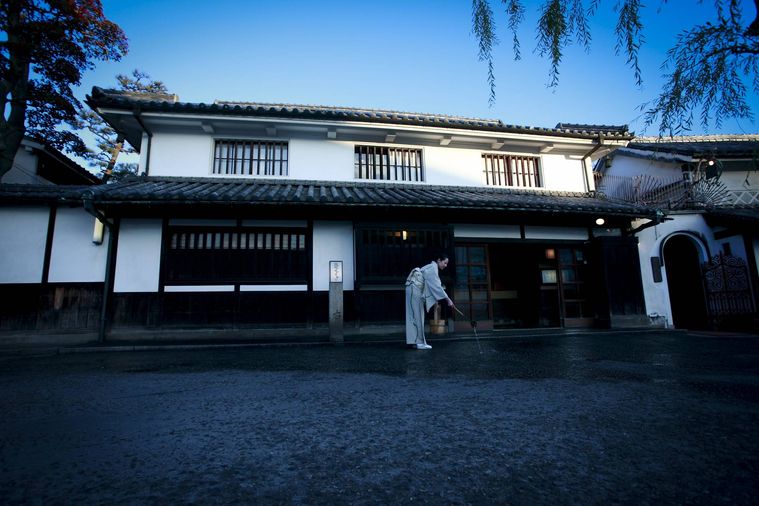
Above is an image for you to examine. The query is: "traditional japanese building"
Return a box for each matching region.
[0,88,659,341]
[595,135,759,330]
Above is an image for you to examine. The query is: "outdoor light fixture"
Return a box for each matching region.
[595,218,606,226]
[707,159,716,166]
[545,248,555,259]
[92,218,104,245]
[402,230,408,241]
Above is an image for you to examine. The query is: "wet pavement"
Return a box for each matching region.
[1,330,758,505]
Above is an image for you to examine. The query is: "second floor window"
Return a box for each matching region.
[213,140,288,176]
[483,154,542,188]
[355,145,424,182]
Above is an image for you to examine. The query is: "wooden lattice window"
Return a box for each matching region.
[164,227,308,284]
[355,145,424,181]
[213,140,288,176]
[482,154,542,188]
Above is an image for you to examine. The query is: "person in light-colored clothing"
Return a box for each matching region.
[405,253,455,350]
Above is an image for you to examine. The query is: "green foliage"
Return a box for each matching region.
[471,0,758,134]
[643,0,759,135]
[75,69,168,180]
[0,0,128,177]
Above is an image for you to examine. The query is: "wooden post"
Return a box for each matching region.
[329,260,344,344]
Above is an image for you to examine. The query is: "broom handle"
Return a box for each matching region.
[453,306,465,317]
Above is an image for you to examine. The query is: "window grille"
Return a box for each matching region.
[482,154,542,188]
[355,145,424,181]
[165,227,307,284]
[213,140,288,176]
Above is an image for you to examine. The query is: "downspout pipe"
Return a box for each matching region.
[133,108,153,177]
[83,190,118,343]
[581,134,605,193]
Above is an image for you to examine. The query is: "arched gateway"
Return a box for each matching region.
[662,234,709,329]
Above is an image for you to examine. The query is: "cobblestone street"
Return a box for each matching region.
[1,330,758,504]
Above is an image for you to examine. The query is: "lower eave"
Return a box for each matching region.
[0,177,658,220]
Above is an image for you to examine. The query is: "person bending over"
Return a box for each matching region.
[404,253,456,350]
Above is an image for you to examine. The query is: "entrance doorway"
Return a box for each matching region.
[454,243,594,330]
[663,235,708,329]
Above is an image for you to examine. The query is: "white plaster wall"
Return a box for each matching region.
[145,130,592,192]
[606,156,682,179]
[1,149,47,184]
[423,146,482,186]
[289,139,354,181]
[716,235,748,259]
[48,208,108,282]
[0,207,49,283]
[720,170,759,192]
[635,214,716,327]
[148,132,214,177]
[453,224,521,239]
[524,226,588,240]
[312,221,354,291]
[114,219,163,293]
[540,154,587,192]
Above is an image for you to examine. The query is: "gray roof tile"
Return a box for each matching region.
[87,87,633,140]
[0,177,657,218]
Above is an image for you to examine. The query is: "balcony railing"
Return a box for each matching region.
[593,173,753,209]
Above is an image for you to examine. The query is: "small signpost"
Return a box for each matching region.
[329,260,344,344]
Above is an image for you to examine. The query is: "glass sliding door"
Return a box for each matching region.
[557,247,593,327]
[454,245,492,330]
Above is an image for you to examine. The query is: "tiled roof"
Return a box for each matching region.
[629,135,759,158]
[705,207,759,224]
[555,123,630,135]
[0,177,657,218]
[87,87,633,140]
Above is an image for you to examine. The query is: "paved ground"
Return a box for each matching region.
[1,330,758,505]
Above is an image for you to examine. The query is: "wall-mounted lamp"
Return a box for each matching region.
[402,230,408,241]
[92,218,105,245]
[595,218,606,226]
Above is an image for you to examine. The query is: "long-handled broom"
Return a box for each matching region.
[453,306,482,354]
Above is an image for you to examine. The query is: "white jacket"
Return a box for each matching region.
[406,261,450,311]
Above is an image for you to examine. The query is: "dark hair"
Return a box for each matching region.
[433,252,449,262]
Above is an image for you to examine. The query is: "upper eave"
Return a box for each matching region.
[86,87,634,152]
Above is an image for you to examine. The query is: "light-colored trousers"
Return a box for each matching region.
[405,284,427,345]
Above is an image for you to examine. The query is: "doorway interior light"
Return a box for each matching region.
[595,218,606,226]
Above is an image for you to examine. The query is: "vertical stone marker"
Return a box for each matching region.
[329,260,344,344]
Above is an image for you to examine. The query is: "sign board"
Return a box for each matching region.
[329,260,343,283]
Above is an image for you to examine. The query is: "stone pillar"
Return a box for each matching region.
[329,260,344,344]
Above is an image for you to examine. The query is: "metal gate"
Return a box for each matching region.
[702,254,756,322]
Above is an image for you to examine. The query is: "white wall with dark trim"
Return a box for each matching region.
[635,214,716,327]
[48,207,108,283]
[312,221,354,291]
[0,207,49,283]
[114,219,163,293]
[140,130,591,191]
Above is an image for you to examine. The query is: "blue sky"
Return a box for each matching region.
[77,0,759,138]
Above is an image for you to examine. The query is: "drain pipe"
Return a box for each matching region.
[83,191,119,342]
[581,134,605,193]
[133,108,153,177]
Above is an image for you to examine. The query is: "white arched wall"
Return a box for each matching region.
[636,214,715,327]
